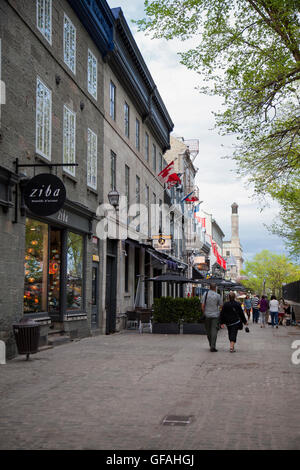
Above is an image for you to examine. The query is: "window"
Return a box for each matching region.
[136,175,141,227]
[64,14,76,73]
[63,105,76,176]
[124,102,129,137]
[152,144,156,172]
[145,185,150,237]
[136,119,140,150]
[159,199,162,233]
[67,232,83,311]
[226,251,230,256]
[36,77,52,160]
[145,132,149,162]
[37,0,52,44]
[159,152,163,173]
[125,165,130,213]
[110,81,116,120]
[24,219,49,313]
[87,49,97,99]
[87,128,97,190]
[111,151,116,190]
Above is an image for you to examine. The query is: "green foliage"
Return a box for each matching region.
[153,296,203,323]
[240,249,300,297]
[136,0,300,256]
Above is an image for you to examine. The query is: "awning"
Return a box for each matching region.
[192,267,204,280]
[146,248,167,265]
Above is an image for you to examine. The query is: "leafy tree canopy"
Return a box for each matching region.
[240,249,300,297]
[136,0,300,256]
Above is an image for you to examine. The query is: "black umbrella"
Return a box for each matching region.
[147,273,193,283]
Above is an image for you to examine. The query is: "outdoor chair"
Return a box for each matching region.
[126,311,138,330]
[138,312,153,334]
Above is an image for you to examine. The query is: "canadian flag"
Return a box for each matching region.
[158,160,174,182]
[166,172,182,188]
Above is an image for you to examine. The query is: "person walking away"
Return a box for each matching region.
[220,291,248,352]
[251,294,260,323]
[278,298,285,325]
[269,295,279,328]
[202,283,223,352]
[259,295,269,328]
[244,295,252,321]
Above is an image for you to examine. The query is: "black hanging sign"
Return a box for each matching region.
[24,173,66,216]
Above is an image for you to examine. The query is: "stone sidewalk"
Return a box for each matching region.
[0,324,300,450]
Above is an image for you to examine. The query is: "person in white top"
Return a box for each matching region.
[269,295,279,328]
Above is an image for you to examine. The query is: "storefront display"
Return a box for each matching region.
[24,218,84,317]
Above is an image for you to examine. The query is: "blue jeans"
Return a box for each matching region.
[252,308,259,323]
[270,311,278,327]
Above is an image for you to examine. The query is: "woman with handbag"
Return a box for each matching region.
[220,291,248,352]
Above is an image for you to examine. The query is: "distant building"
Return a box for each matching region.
[223,203,244,281]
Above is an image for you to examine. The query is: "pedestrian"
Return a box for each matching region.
[269,295,279,328]
[251,294,260,323]
[278,298,285,325]
[220,291,248,353]
[244,295,252,321]
[201,283,223,352]
[259,295,269,328]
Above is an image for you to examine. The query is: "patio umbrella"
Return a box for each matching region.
[146,273,193,283]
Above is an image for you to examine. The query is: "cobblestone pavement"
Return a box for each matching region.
[1,324,300,450]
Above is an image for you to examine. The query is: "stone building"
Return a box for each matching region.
[223,202,244,281]
[0,0,175,358]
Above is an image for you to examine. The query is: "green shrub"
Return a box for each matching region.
[153,296,203,324]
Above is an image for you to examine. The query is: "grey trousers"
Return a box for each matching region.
[205,317,219,349]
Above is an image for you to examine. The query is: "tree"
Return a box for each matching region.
[136,0,300,255]
[240,249,300,297]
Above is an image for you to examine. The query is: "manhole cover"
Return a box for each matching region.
[162,415,192,426]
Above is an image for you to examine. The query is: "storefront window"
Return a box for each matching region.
[67,232,83,310]
[24,219,48,313]
[48,229,61,312]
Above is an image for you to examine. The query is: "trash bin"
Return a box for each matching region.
[13,318,40,360]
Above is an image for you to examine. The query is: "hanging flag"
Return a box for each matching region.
[194,204,200,213]
[185,196,199,203]
[180,191,194,203]
[158,160,174,182]
[166,173,181,188]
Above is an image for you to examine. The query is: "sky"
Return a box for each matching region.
[108,0,289,262]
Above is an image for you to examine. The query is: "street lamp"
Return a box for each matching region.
[108,189,120,240]
[108,189,120,208]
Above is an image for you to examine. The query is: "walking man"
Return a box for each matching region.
[251,294,260,323]
[202,283,223,352]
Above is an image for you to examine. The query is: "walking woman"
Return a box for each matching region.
[220,292,248,353]
[259,295,269,328]
[278,298,285,325]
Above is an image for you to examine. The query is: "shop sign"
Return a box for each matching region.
[152,235,172,251]
[24,173,66,216]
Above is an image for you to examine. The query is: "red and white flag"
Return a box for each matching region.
[158,160,174,183]
[166,173,181,188]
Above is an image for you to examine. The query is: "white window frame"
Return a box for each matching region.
[87,128,97,190]
[110,81,116,120]
[36,77,52,160]
[87,49,97,100]
[64,14,76,74]
[63,105,76,176]
[37,0,52,45]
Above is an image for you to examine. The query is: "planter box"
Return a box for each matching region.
[152,323,180,334]
[182,323,206,335]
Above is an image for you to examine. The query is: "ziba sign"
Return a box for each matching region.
[24,173,66,216]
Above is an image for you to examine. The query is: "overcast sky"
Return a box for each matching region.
[108,0,288,262]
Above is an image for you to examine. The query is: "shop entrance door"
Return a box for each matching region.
[91,263,99,329]
[105,254,117,334]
